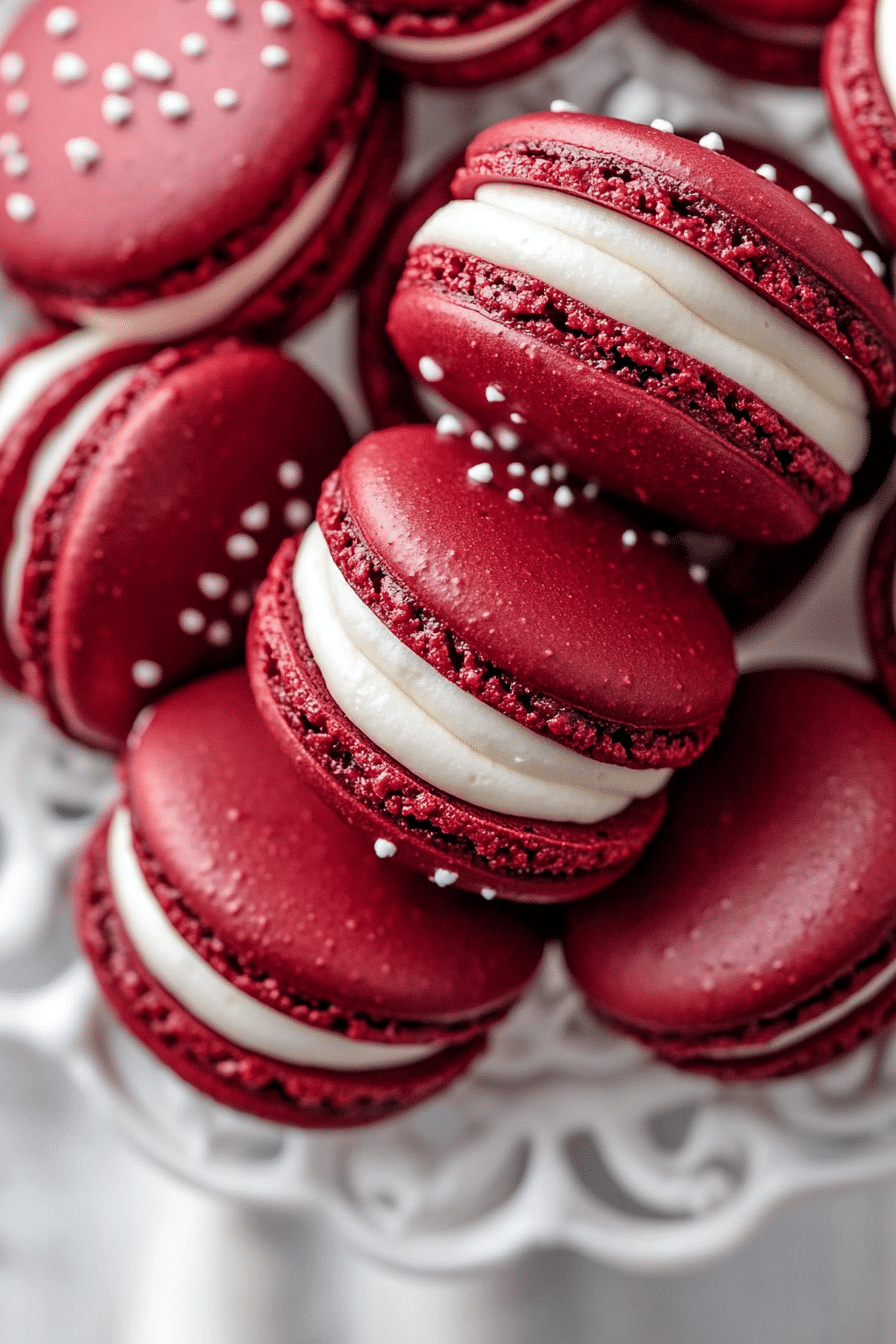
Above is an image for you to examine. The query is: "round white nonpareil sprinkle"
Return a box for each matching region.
[214,87,239,108]
[277,460,302,489]
[45,7,79,37]
[102,62,134,91]
[65,137,101,172]
[260,44,290,67]
[178,608,206,635]
[418,356,443,382]
[6,91,28,116]
[158,90,191,120]
[132,660,163,688]
[207,0,238,19]
[133,49,172,81]
[374,838,397,859]
[198,572,229,599]
[4,153,28,177]
[6,192,34,221]
[241,502,269,530]
[284,498,311,529]
[206,619,232,646]
[226,533,259,560]
[102,94,132,125]
[0,53,24,83]
[261,1,294,26]
[53,52,88,83]
[181,33,208,57]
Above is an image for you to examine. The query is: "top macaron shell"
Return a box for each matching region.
[0,0,368,304]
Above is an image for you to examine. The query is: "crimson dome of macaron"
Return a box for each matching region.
[0,0,401,342]
[388,113,896,545]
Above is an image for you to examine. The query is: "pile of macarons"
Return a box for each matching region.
[0,0,896,1128]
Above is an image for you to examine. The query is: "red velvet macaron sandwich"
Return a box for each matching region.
[76,669,545,1128]
[0,328,349,751]
[308,0,629,87]
[0,0,401,343]
[643,0,844,87]
[249,423,737,904]
[388,114,896,544]
[563,668,896,1079]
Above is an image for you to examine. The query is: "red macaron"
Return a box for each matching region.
[643,0,844,87]
[0,0,401,343]
[388,114,896,544]
[0,328,349,751]
[248,423,737,903]
[563,668,896,1080]
[75,669,545,1128]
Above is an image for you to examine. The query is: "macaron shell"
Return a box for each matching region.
[75,816,486,1130]
[641,1,827,86]
[21,343,348,750]
[864,496,896,710]
[563,670,896,1045]
[0,0,366,294]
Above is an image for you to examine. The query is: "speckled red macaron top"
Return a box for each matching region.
[127,670,545,1033]
[318,426,737,767]
[452,114,896,408]
[0,0,367,299]
[563,670,896,1036]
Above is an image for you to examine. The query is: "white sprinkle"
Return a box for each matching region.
[650,118,674,132]
[3,152,28,177]
[698,131,724,151]
[792,184,813,203]
[507,488,524,503]
[102,62,133,92]
[261,44,289,67]
[436,412,463,436]
[507,461,526,477]
[5,91,27,116]
[531,464,551,486]
[207,0,238,18]
[485,384,505,402]
[808,201,824,216]
[261,0,294,25]
[0,52,24,83]
[621,529,637,547]
[65,136,101,172]
[132,659,163,688]
[509,411,526,424]
[418,356,443,382]
[374,838,397,859]
[241,501,269,530]
[226,532,258,560]
[651,529,670,546]
[6,192,33,221]
[0,133,20,155]
[554,484,574,508]
[550,99,580,113]
[178,608,206,634]
[467,462,493,484]
[229,589,251,615]
[159,90,191,120]
[181,33,208,57]
[493,426,520,451]
[45,7,78,37]
[842,229,862,248]
[278,459,303,488]
[755,162,777,182]
[689,563,709,583]
[214,87,239,109]
[206,619,232,646]
[133,49,172,81]
[285,498,311,529]
[198,572,229,599]
[433,869,458,887]
[102,94,132,125]
[53,52,88,84]
[550,463,567,481]
[470,430,493,450]
[822,209,837,225]
[863,249,887,278]
[582,481,599,500]
[480,887,497,900]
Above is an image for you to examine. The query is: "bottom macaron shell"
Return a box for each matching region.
[76,819,485,1129]
[389,255,847,543]
[641,0,823,86]
[249,537,667,903]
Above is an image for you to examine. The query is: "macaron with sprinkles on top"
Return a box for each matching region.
[248,423,737,904]
[0,328,348,750]
[75,669,546,1128]
[0,0,402,343]
[388,114,896,544]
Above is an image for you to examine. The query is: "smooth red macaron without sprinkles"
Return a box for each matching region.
[388,113,896,544]
[563,669,896,1080]
[249,424,737,904]
[0,328,348,751]
[0,0,401,343]
[75,670,545,1128]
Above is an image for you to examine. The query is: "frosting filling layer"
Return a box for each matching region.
[295,524,670,824]
[3,359,139,655]
[76,144,355,343]
[413,185,868,470]
[109,807,442,1071]
[373,0,584,61]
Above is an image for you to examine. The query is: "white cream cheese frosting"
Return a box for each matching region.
[413,183,869,471]
[294,524,671,824]
[372,0,584,63]
[877,0,896,122]
[108,806,443,1071]
[3,357,139,656]
[76,143,355,343]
